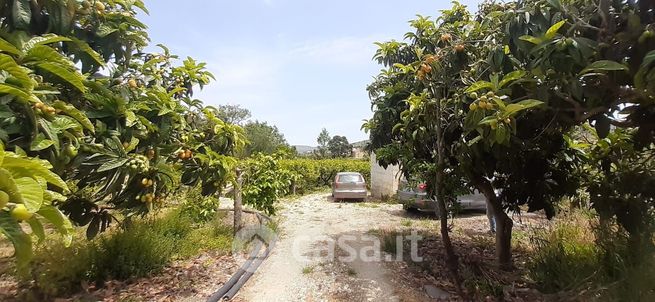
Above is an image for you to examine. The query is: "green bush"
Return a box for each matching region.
[279,158,370,194]
[528,214,598,293]
[24,210,232,298]
[28,240,97,298]
[180,187,222,223]
[528,212,655,301]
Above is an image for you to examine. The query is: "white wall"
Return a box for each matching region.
[369,153,401,199]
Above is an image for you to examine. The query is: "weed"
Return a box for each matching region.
[302,265,314,274]
[346,267,357,276]
[401,218,413,227]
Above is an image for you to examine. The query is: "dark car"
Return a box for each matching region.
[397,179,486,212]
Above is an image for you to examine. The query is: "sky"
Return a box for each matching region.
[140,0,481,146]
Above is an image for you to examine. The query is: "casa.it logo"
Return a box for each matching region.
[231,225,278,272]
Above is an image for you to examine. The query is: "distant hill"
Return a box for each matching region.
[351,140,369,149]
[293,145,317,154]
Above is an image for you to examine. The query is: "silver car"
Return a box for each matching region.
[332,172,367,201]
[398,180,486,213]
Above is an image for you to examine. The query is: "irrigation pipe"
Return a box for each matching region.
[206,208,275,302]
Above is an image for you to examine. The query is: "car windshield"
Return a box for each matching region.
[337,174,362,183]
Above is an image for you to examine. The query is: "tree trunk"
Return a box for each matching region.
[233,168,243,235]
[433,94,464,295]
[474,176,513,270]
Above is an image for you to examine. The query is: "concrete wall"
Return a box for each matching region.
[369,153,401,199]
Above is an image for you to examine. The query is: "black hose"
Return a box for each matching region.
[223,238,275,300]
[206,208,275,302]
[206,242,264,302]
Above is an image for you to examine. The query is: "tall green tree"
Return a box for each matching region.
[0,0,245,267]
[216,104,251,125]
[327,135,351,158]
[316,128,330,158]
[243,121,288,156]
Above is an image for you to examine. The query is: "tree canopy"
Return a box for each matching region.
[243,121,289,156]
[328,135,351,158]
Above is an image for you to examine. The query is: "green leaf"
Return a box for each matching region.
[546,0,561,9]
[23,34,72,52]
[27,216,45,243]
[37,205,73,246]
[37,118,60,152]
[465,81,494,93]
[29,133,54,151]
[14,177,43,212]
[0,211,32,270]
[635,50,655,89]
[467,135,483,146]
[53,100,94,133]
[97,158,128,172]
[495,124,507,144]
[96,25,118,37]
[516,99,545,109]
[0,83,34,103]
[478,116,497,125]
[36,62,87,92]
[499,70,526,88]
[25,45,71,66]
[0,54,32,89]
[12,0,32,30]
[125,110,137,127]
[1,157,67,190]
[0,168,24,203]
[0,37,21,56]
[545,20,566,39]
[519,35,543,45]
[69,37,105,67]
[579,60,629,75]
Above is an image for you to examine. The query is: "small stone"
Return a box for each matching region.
[424,284,450,299]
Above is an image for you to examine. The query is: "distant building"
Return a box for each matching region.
[351,146,366,159]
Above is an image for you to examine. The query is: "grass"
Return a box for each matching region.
[21,209,233,299]
[355,202,380,208]
[302,265,314,274]
[400,218,413,227]
[527,210,655,301]
[346,267,357,276]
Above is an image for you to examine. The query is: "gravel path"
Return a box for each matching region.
[238,193,433,302]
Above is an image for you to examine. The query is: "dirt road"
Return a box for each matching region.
[238,193,440,302]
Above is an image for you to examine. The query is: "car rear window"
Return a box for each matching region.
[337,174,363,182]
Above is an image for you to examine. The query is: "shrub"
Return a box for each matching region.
[279,158,370,194]
[24,210,232,298]
[528,213,598,293]
[180,187,222,223]
[28,240,96,298]
[95,219,179,282]
[528,211,655,300]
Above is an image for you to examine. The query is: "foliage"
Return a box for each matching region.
[278,158,370,194]
[216,104,251,125]
[242,121,288,157]
[528,212,598,293]
[180,187,221,223]
[25,209,233,298]
[528,209,655,301]
[241,153,293,215]
[327,135,351,158]
[364,0,655,269]
[0,142,73,271]
[316,128,330,158]
[0,0,245,266]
